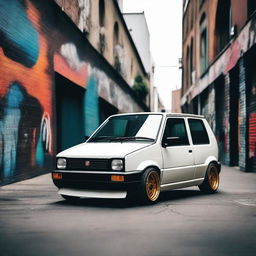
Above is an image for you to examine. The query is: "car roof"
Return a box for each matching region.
[110,112,205,119]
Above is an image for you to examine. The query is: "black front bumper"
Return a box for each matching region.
[52,170,143,191]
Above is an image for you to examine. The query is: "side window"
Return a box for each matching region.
[188,119,210,145]
[163,118,189,146]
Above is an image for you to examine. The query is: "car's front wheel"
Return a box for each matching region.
[199,163,220,193]
[139,168,161,203]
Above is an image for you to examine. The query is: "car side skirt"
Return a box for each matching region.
[160,178,204,191]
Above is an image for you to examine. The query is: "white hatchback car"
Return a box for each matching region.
[52,113,221,203]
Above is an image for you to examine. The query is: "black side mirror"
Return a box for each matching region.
[162,137,180,147]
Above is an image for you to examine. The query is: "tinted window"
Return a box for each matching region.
[163,118,189,146]
[188,119,210,145]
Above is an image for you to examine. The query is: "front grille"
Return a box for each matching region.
[66,158,110,171]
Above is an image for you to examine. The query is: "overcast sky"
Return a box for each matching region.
[123,0,183,110]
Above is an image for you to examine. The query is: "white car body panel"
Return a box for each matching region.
[192,119,219,179]
[125,144,162,172]
[57,142,151,159]
[161,145,195,184]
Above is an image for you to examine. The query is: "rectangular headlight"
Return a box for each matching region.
[111,159,123,171]
[57,158,66,169]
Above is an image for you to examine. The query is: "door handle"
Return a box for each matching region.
[188,150,193,153]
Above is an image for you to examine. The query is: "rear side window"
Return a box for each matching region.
[188,119,210,145]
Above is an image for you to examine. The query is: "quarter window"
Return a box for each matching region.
[163,118,189,146]
[188,119,210,145]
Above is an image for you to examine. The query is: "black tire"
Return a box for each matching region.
[199,163,220,193]
[138,168,161,203]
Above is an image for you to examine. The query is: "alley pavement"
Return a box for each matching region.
[0,165,256,256]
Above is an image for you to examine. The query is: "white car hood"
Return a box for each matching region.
[57,142,151,158]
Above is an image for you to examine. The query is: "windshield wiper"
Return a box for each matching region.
[109,136,154,142]
[89,136,111,142]
[89,136,155,142]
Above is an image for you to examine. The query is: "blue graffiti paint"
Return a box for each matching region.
[0,0,39,67]
[35,131,44,167]
[84,76,100,136]
[36,116,50,167]
[0,83,24,178]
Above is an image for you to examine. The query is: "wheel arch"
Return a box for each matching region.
[143,165,161,175]
[208,160,221,173]
[137,160,161,173]
[205,156,221,173]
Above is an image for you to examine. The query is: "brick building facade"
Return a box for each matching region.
[54,0,151,96]
[181,0,256,172]
[0,0,148,184]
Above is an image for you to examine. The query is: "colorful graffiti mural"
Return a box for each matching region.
[0,0,53,182]
[54,41,143,138]
[0,0,146,183]
[54,42,142,113]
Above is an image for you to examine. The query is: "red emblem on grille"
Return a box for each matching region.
[85,161,90,166]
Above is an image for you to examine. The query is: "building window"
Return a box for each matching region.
[99,0,106,54]
[99,0,105,27]
[200,29,207,74]
[183,14,188,40]
[186,45,190,87]
[200,14,208,75]
[113,22,119,45]
[248,0,256,17]
[190,38,194,84]
[215,0,231,54]
[199,0,205,9]
[113,22,121,72]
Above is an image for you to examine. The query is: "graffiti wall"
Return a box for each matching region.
[201,86,215,131]
[222,74,230,165]
[238,58,247,171]
[0,0,54,182]
[0,0,146,184]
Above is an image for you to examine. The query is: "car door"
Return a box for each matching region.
[188,118,212,179]
[161,117,195,185]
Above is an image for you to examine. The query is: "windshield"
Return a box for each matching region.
[88,114,163,143]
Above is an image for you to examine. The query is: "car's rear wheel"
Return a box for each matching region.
[139,168,161,203]
[199,163,219,193]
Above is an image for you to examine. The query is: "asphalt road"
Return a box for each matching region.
[0,166,256,256]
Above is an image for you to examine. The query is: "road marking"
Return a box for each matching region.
[235,199,256,206]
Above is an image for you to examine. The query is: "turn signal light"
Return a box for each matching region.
[52,173,62,180]
[111,175,124,182]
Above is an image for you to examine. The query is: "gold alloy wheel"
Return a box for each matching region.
[208,165,219,191]
[146,171,160,201]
